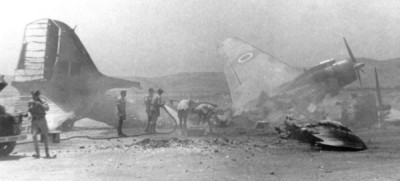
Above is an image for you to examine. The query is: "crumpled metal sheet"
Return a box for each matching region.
[279,116,367,151]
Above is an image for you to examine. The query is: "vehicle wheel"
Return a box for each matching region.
[0,142,16,156]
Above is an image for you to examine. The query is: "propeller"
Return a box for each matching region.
[375,67,383,109]
[343,37,365,88]
[375,67,391,126]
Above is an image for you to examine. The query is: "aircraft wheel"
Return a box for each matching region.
[0,142,16,156]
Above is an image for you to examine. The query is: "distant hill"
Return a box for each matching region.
[346,58,400,89]
[121,72,230,95]
[120,57,400,96]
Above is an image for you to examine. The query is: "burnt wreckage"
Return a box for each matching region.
[218,37,364,117]
[12,19,141,129]
[219,37,368,151]
[278,117,367,151]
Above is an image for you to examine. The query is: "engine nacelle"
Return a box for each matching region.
[312,59,357,88]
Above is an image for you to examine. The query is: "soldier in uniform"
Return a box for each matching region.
[28,90,51,158]
[144,88,154,133]
[116,90,127,137]
[149,89,164,134]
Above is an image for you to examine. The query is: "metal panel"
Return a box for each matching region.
[44,20,59,80]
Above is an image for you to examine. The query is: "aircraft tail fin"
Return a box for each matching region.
[218,37,300,112]
[13,19,140,90]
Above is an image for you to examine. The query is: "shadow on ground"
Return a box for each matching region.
[0,155,28,161]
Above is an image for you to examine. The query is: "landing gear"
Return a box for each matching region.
[0,142,16,156]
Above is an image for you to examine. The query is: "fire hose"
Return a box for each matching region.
[17,105,178,144]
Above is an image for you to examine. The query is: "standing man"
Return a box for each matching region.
[144,88,154,133]
[117,90,127,137]
[177,99,196,132]
[28,90,51,158]
[149,89,164,134]
[0,75,7,92]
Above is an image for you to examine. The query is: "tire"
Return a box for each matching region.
[0,142,16,156]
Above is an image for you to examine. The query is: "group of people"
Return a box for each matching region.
[116,88,164,136]
[144,88,164,134]
[23,85,218,158]
[24,86,217,158]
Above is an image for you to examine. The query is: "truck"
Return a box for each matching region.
[0,76,28,156]
[0,114,27,156]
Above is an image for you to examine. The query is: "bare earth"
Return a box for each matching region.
[1,127,400,181]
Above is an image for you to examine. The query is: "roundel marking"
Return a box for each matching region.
[238,52,253,63]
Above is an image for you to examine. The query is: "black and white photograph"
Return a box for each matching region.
[1,0,400,180]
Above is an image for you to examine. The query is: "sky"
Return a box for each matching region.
[1,0,400,77]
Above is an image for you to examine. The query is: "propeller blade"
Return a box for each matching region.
[375,67,383,107]
[356,69,363,88]
[343,37,357,63]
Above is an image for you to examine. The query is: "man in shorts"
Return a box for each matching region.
[28,90,51,158]
[144,88,154,133]
[149,89,164,133]
[117,90,127,137]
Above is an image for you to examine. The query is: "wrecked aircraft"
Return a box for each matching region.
[12,19,141,130]
[218,37,364,119]
[279,116,367,151]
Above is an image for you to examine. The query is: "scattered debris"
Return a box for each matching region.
[186,127,206,137]
[131,137,273,151]
[135,138,195,148]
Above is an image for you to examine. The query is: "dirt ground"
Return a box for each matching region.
[1,126,400,181]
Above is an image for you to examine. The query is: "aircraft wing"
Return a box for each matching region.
[43,96,75,130]
[218,38,301,113]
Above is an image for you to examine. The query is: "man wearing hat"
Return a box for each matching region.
[116,90,127,137]
[28,90,51,158]
[149,88,164,133]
